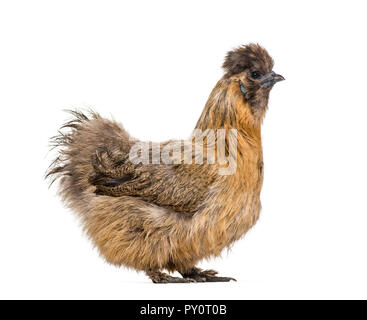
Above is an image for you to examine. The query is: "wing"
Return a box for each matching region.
[90,146,215,214]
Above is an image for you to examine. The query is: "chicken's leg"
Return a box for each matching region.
[146,270,195,284]
[180,267,236,282]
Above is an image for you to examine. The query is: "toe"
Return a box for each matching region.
[184,277,198,283]
[205,275,237,282]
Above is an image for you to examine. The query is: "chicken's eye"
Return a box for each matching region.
[251,71,262,79]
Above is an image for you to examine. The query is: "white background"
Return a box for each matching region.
[0,0,366,300]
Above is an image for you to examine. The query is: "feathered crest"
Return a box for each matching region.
[222,43,274,77]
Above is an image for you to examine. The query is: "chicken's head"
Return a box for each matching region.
[222,43,284,119]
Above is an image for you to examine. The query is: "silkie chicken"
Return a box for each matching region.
[47,44,284,283]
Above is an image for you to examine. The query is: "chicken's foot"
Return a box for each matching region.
[146,271,195,284]
[180,267,236,282]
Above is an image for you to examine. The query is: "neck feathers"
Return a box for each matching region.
[195,78,262,145]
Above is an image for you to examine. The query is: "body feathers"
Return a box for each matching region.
[47,44,282,277]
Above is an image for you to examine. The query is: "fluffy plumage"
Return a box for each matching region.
[46,44,283,283]
[223,43,274,78]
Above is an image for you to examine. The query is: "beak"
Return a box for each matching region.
[261,71,285,89]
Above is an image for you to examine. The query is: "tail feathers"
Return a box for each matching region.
[46,109,99,186]
[46,109,131,210]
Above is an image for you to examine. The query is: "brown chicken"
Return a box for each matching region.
[47,44,284,283]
